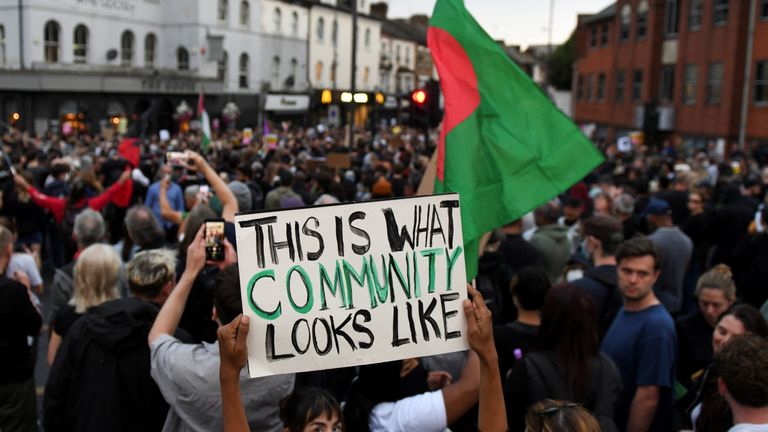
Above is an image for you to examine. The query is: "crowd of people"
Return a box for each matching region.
[1,121,768,432]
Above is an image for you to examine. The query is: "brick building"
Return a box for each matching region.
[573,0,768,149]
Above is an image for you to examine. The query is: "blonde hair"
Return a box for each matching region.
[524,399,601,432]
[71,244,121,313]
[696,264,736,302]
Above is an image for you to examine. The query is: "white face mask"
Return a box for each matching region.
[566,269,584,282]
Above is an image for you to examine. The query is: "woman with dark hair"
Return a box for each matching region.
[504,284,622,432]
[685,304,768,431]
[280,387,344,432]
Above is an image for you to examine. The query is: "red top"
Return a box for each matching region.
[27,179,131,223]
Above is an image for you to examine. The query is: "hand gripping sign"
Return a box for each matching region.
[235,194,469,378]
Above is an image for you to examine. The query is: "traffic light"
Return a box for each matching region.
[408,82,442,128]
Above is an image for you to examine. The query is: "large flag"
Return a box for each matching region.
[198,91,211,153]
[429,0,604,281]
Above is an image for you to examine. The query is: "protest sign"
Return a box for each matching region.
[325,152,352,170]
[235,194,469,378]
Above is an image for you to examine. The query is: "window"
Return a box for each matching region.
[291,12,299,36]
[315,61,323,82]
[218,0,228,22]
[44,20,60,63]
[706,62,724,104]
[218,50,228,81]
[364,28,371,48]
[597,73,606,101]
[637,0,649,38]
[331,20,338,46]
[317,17,325,41]
[273,8,282,33]
[288,58,297,87]
[240,1,249,27]
[239,53,249,88]
[120,30,134,66]
[586,74,593,101]
[363,66,369,85]
[576,75,584,100]
[755,61,768,104]
[615,69,625,102]
[664,0,678,37]
[600,23,608,46]
[683,64,698,105]
[761,0,768,19]
[144,33,156,68]
[688,0,703,30]
[396,45,401,63]
[632,69,643,101]
[660,66,675,102]
[620,5,631,41]
[177,47,189,71]
[0,25,5,65]
[590,27,597,48]
[405,46,410,65]
[73,24,88,64]
[713,0,729,26]
[272,56,280,89]
[330,61,337,86]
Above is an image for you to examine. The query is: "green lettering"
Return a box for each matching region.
[342,258,375,309]
[387,253,411,301]
[420,248,444,294]
[319,262,347,310]
[286,265,314,314]
[368,255,389,304]
[247,269,281,320]
[445,247,463,291]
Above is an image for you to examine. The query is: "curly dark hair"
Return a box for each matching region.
[716,334,768,408]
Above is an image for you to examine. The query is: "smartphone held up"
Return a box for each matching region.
[204,219,225,261]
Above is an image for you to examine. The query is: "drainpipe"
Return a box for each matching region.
[738,0,757,150]
[18,0,25,69]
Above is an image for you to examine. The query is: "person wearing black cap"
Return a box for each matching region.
[572,214,624,337]
[644,198,693,315]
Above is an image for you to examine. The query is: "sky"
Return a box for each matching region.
[382,0,613,49]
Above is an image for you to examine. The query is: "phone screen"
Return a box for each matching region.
[204,220,225,261]
[166,152,188,167]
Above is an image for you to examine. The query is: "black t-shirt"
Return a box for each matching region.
[52,304,84,338]
[493,321,539,381]
[0,276,42,385]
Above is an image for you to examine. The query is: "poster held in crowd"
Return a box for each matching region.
[235,194,469,378]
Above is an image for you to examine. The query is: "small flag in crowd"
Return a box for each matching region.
[428,0,604,281]
[198,91,211,153]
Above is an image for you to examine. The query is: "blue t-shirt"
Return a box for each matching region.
[145,181,184,230]
[601,303,677,432]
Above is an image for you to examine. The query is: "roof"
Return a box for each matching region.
[581,2,616,25]
[503,45,539,66]
[381,19,427,45]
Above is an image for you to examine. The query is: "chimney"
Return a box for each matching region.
[370,2,388,19]
[409,14,428,26]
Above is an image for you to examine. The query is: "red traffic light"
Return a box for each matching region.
[411,89,427,106]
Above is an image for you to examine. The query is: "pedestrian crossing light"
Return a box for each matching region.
[411,89,427,106]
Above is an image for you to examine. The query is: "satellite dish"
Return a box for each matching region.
[106,49,118,61]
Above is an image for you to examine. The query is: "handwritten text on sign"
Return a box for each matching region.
[235,194,468,377]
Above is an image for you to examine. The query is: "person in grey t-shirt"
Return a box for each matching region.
[148,227,294,432]
[643,198,693,314]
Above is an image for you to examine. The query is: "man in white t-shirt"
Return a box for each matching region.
[716,334,768,432]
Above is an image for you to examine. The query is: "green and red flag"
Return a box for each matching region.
[198,91,211,153]
[428,0,603,281]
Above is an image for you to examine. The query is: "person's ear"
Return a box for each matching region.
[717,377,728,397]
[212,306,219,322]
[162,280,174,297]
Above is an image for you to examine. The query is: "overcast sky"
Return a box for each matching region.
[381,0,613,49]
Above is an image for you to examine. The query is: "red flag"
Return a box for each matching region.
[110,171,133,208]
[118,137,140,168]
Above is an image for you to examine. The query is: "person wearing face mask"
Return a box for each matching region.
[571,215,624,338]
[683,304,768,432]
[676,265,736,390]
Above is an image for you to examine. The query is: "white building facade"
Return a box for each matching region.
[0,0,311,132]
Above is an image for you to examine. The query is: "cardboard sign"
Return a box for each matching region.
[325,152,352,170]
[235,194,469,378]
